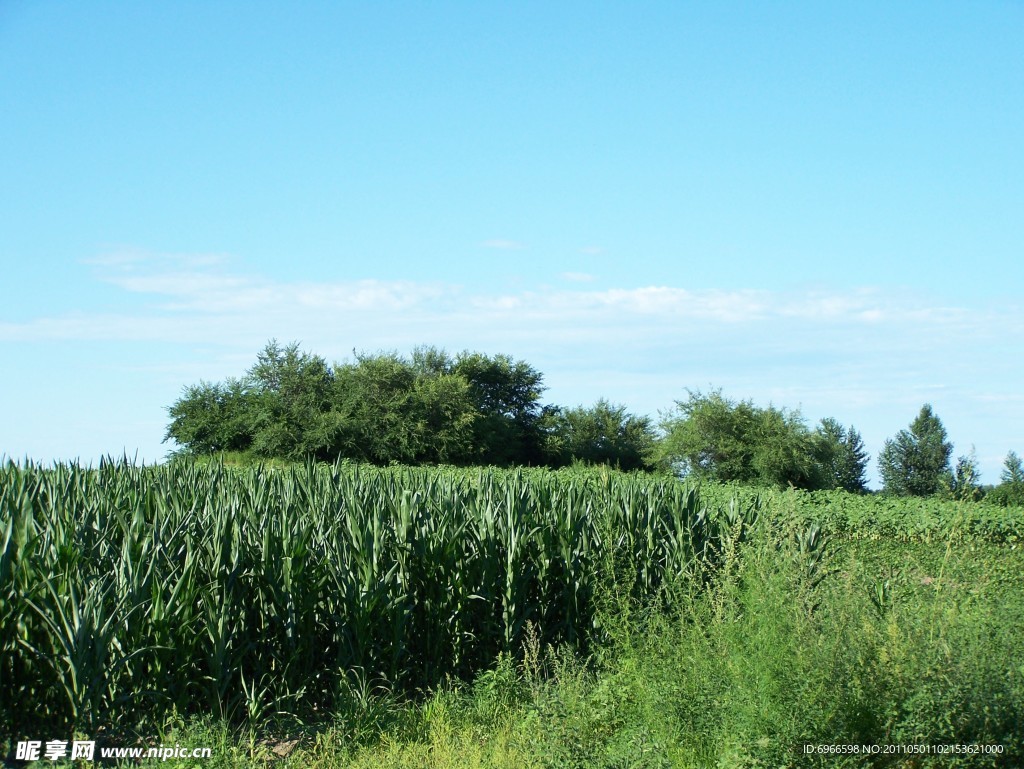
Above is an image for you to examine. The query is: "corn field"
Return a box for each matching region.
[0,459,754,735]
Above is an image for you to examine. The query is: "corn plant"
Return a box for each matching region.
[1,458,749,735]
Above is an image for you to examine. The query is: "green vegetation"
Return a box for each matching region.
[0,459,742,737]
[71,524,1024,768]
[987,451,1024,507]
[9,344,1024,765]
[165,343,1024,504]
[166,342,656,471]
[878,404,954,497]
[545,399,657,472]
[3,460,1022,767]
[657,390,868,491]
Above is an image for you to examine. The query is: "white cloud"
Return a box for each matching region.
[4,255,1015,356]
[291,281,447,310]
[561,271,597,283]
[480,239,526,250]
[83,249,229,269]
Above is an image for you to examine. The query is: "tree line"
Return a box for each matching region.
[166,341,656,472]
[165,341,1024,503]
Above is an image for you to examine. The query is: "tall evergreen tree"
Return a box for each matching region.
[813,418,869,492]
[1001,450,1024,485]
[987,450,1024,506]
[878,404,953,496]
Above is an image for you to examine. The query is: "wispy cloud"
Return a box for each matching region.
[83,249,229,269]
[3,254,1014,355]
[480,239,526,250]
[465,286,908,326]
[561,271,597,283]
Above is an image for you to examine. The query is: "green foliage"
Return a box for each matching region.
[878,404,953,497]
[0,459,735,735]
[165,343,552,467]
[544,399,657,471]
[812,417,869,493]
[944,449,983,502]
[988,451,1024,506]
[658,390,820,489]
[331,351,418,463]
[5,461,1022,766]
[165,340,339,461]
[1002,450,1024,485]
[306,524,1023,769]
[247,340,338,460]
[450,351,548,466]
[329,351,480,465]
[696,480,1024,543]
[165,378,255,454]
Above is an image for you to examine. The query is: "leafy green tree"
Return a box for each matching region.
[164,378,255,454]
[330,351,480,465]
[878,404,952,496]
[409,373,478,463]
[166,342,541,466]
[165,340,340,461]
[331,352,420,464]
[451,352,547,466]
[658,390,817,489]
[987,450,1024,506]
[410,345,454,377]
[812,418,869,493]
[545,399,657,471]
[246,340,338,460]
[658,390,756,482]
[944,449,982,502]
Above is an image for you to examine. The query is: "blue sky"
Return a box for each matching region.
[1,1,1021,486]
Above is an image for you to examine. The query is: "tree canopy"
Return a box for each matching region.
[878,404,953,496]
[166,341,658,469]
[986,450,1024,506]
[657,390,867,491]
[166,343,1009,500]
[544,399,658,472]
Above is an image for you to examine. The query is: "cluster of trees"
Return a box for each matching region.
[165,341,655,471]
[166,341,1023,503]
[876,404,1024,504]
[656,390,869,492]
[660,395,1022,503]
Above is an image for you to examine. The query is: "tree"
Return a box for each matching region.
[658,390,817,489]
[1001,450,1024,485]
[812,418,869,493]
[408,371,478,464]
[331,352,421,464]
[451,352,548,466]
[987,450,1024,507]
[165,341,339,460]
[330,349,486,466]
[878,404,952,496]
[164,377,255,454]
[545,399,657,471]
[945,449,982,502]
[246,340,337,460]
